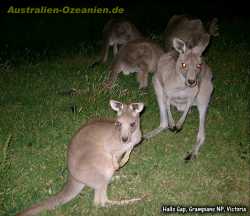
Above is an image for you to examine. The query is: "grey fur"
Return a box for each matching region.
[145,35,213,161]
[101,19,142,63]
[17,100,144,215]
[104,38,164,89]
[164,15,219,52]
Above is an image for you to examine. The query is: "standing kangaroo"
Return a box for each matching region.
[164,15,219,52]
[104,38,164,89]
[101,19,142,63]
[17,100,144,216]
[145,34,213,161]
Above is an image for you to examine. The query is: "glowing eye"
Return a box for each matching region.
[181,63,187,68]
[196,64,202,69]
[115,121,121,127]
[130,122,136,128]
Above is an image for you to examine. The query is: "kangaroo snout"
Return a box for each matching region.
[122,136,129,143]
[187,79,197,87]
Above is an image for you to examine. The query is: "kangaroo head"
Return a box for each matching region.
[173,34,210,87]
[115,22,133,43]
[110,100,144,144]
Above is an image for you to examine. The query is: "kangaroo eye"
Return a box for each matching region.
[130,122,136,128]
[181,63,187,68]
[196,64,202,69]
[115,121,122,127]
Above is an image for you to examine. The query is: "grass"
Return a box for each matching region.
[0,24,249,216]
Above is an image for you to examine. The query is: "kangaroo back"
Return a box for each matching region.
[165,15,218,51]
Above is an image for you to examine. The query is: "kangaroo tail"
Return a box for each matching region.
[106,193,148,206]
[208,18,219,37]
[17,175,84,216]
[106,197,142,206]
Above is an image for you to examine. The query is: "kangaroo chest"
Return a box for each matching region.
[166,86,198,112]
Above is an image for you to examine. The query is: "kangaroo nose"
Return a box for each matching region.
[122,137,128,143]
[188,79,196,85]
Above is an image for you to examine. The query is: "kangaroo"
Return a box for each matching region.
[17,100,144,216]
[164,15,219,52]
[101,19,143,63]
[144,35,213,161]
[104,38,164,89]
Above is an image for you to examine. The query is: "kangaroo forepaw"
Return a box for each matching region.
[184,152,197,162]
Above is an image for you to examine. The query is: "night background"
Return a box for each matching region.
[0,0,249,216]
[0,0,249,62]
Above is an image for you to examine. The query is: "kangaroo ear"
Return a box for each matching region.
[173,38,186,54]
[110,100,123,113]
[193,33,210,55]
[129,102,144,114]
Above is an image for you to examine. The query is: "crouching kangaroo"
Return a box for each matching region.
[164,14,219,52]
[145,35,213,161]
[104,38,164,89]
[17,100,144,216]
[101,19,142,63]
